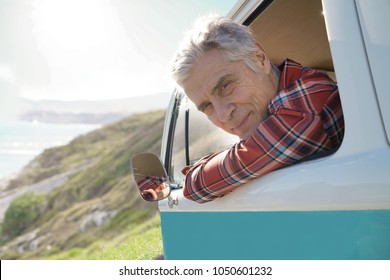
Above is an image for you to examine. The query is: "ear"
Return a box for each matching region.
[254,43,272,74]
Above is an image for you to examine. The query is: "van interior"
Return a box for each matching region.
[244,0,334,74]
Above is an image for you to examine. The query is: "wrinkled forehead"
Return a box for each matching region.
[181,50,232,104]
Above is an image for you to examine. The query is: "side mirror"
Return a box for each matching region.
[130,153,171,202]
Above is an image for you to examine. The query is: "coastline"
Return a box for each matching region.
[0,121,100,184]
[0,175,14,191]
[0,157,98,222]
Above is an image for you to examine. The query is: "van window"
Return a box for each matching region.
[169,0,344,187]
[170,96,186,186]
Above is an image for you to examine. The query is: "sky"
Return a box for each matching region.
[0,0,237,104]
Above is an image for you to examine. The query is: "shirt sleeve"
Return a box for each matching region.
[182,73,342,203]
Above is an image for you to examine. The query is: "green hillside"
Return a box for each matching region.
[0,110,166,259]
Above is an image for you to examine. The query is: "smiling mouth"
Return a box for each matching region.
[234,112,251,131]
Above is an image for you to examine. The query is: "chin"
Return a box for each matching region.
[240,134,250,140]
[236,131,249,140]
[240,127,257,140]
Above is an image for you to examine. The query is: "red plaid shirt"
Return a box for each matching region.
[138,176,168,192]
[182,59,344,203]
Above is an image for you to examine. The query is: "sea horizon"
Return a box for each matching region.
[0,120,100,184]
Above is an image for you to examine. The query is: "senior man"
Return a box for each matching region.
[170,16,344,203]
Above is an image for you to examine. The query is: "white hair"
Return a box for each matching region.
[170,15,260,86]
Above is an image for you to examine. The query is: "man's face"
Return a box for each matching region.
[182,48,278,140]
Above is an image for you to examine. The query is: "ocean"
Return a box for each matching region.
[0,121,100,180]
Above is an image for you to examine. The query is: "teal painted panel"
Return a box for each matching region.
[160,210,390,260]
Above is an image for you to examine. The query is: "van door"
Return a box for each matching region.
[157,0,390,259]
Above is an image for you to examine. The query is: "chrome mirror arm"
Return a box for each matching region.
[169,183,181,189]
[168,195,178,209]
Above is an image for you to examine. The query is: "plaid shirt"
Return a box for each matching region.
[182,59,344,203]
[137,176,168,192]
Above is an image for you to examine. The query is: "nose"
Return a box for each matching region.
[214,99,235,122]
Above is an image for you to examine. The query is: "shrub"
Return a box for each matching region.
[2,191,45,240]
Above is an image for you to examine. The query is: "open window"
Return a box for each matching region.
[167,0,342,190]
[246,0,334,74]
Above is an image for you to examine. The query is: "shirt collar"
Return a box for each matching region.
[277,59,304,91]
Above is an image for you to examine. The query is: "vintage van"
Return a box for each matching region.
[131,0,390,259]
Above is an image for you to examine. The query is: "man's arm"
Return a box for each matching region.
[182,73,343,203]
[183,110,330,203]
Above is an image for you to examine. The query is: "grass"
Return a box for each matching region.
[45,214,163,260]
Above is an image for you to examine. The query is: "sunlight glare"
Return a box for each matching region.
[29,0,166,101]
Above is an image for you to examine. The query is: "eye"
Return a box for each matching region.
[219,81,233,96]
